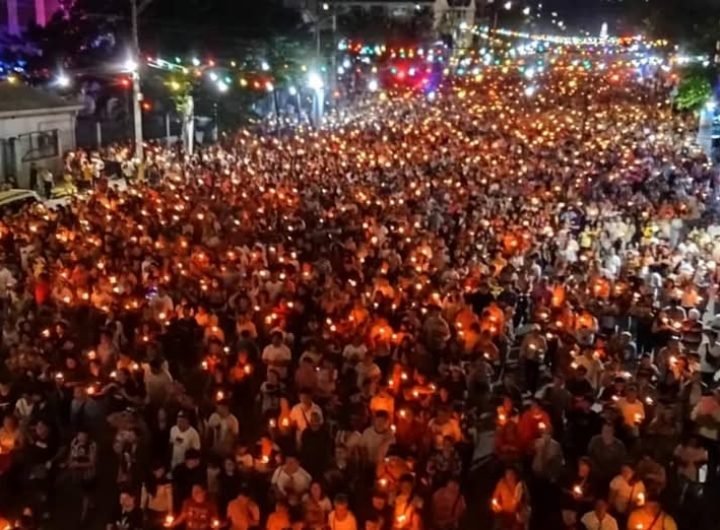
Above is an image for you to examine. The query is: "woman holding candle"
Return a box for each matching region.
[491,466,530,530]
[140,462,173,529]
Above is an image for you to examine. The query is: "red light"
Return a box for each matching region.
[396,69,406,80]
[208,59,216,67]
[120,78,130,88]
[142,101,152,111]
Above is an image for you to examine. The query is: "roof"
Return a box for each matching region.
[0,188,40,206]
[0,84,82,117]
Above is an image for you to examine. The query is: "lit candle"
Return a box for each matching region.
[164,515,175,527]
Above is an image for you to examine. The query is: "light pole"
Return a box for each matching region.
[315,1,338,98]
[307,71,325,128]
[130,0,144,162]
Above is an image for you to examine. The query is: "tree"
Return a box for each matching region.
[674,66,713,111]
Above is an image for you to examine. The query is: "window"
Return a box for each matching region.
[19,130,59,162]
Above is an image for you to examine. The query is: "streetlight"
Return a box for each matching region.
[308,71,324,91]
[307,71,324,128]
[55,72,71,88]
[503,1,512,10]
[123,58,138,73]
[522,6,530,15]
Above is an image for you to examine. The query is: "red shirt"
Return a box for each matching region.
[181,499,218,530]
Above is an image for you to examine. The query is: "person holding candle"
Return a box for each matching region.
[270,455,311,508]
[165,484,219,530]
[580,499,619,530]
[626,497,677,530]
[169,411,201,470]
[609,464,646,525]
[141,462,174,529]
[491,466,530,530]
[226,488,260,530]
[108,490,143,530]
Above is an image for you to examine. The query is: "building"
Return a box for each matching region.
[1,0,64,35]
[0,83,82,188]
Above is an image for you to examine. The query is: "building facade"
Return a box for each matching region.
[0,84,81,188]
[1,0,63,35]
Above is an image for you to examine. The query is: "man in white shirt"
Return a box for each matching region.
[608,464,645,516]
[289,391,323,443]
[208,400,240,454]
[580,499,618,530]
[699,327,720,385]
[262,331,292,379]
[360,411,395,465]
[270,456,311,506]
[169,411,201,469]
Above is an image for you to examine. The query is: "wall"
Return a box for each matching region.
[0,110,76,188]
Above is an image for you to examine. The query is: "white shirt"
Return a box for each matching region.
[169,425,201,469]
[580,511,619,530]
[355,361,381,387]
[289,402,323,433]
[699,339,720,374]
[343,343,367,362]
[262,344,292,378]
[0,268,16,297]
[271,465,312,499]
[262,344,292,363]
[360,426,395,464]
[208,412,240,447]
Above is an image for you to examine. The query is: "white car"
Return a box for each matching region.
[0,189,43,215]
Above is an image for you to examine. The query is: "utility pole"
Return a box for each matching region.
[330,5,337,98]
[130,0,144,162]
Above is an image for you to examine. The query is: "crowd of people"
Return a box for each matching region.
[0,55,717,530]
